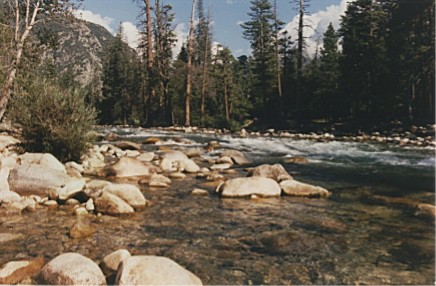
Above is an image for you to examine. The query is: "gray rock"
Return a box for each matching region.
[18,153,66,173]
[183,159,200,173]
[136,152,155,162]
[58,179,86,201]
[94,192,135,215]
[84,180,112,199]
[217,177,281,198]
[40,253,106,285]
[115,256,202,285]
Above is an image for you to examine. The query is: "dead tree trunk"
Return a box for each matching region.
[185,0,195,127]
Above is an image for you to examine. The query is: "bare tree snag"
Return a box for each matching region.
[185,0,195,127]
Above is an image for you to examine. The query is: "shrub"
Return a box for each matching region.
[9,78,97,162]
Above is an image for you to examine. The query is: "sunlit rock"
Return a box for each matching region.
[41,253,106,285]
[0,258,45,284]
[94,192,135,215]
[217,177,281,198]
[249,163,292,182]
[279,180,330,198]
[102,183,147,210]
[100,249,131,276]
[115,256,202,285]
[114,140,141,151]
[220,149,250,165]
[18,153,66,173]
[103,157,157,177]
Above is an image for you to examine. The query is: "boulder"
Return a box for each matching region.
[279,180,331,198]
[103,158,157,178]
[65,161,84,173]
[180,147,203,158]
[58,179,86,201]
[0,135,20,152]
[94,192,135,215]
[220,150,250,165]
[183,159,200,173]
[0,257,46,284]
[1,156,17,169]
[160,158,178,173]
[136,152,155,162]
[40,253,106,285]
[161,150,189,161]
[69,221,96,239]
[114,141,141,151]
[103,183,147,210]
[217,156,233,164]
[249,164,292,182]
[18,153,65,173]
[0,191,21,203]
[8,164,70,197]
[217,177,281,198]
[84,180,112,199]
[149,174,171,188]
[115,256,202,285]
[169,172,186,179]
[99,249,131,276]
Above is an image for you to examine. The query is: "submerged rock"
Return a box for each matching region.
[217,177,281,198]
[115,256,202,285]
[279,180,330,198]
[69,221,96,239]
[249,163,293,182]
[40,253,106,285]
[416,203,436,217]
[284,156,309,164]
[114,141,141,151]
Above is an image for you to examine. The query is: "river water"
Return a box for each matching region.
[0,127,434,284]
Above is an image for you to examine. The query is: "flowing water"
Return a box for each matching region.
[0,127,434,284]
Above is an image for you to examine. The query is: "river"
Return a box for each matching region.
[0,127,434,284]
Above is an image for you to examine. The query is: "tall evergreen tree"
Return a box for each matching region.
[241,0,276,123]
[315,22,340,120]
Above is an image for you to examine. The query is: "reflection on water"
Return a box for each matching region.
[0,128,434,284]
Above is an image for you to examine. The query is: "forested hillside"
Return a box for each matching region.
[0,0,434,131]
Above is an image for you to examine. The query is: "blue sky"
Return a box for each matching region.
[73,0,351,56]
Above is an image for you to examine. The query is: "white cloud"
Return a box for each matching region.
[121,21,140,49]
[72,9,114,34]
[173,23,188,58]
[281,0,354,56]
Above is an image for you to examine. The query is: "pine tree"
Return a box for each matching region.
[241,0,276,123]
[315,23,340,120]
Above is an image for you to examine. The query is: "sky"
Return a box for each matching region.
[72,0,354,57]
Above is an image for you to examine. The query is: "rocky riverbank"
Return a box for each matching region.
[0,125,434,285]
[137,123,435,148]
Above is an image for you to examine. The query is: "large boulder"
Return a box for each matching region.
[103,157,157,178]
[183,159,200,173]
[279,180,331,198]
[220,150,250,165]
[249,164,292,182]
[0,135,20,152]
[8,164,71,197]
[102,183,147,210]
[40,253,106,285]
[18,153,65,173]
[84,180,112,199]
[94,192,135,215]
[115,256,202,285]
[57,179,86,201]
[99,249,131,276]
[216,177,281,198]
[161,150,189,161]
[0,258,45,284]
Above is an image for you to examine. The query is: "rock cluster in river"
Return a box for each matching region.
[0,250,202,285]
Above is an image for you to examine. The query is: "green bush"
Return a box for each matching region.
[9,78,97,162]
